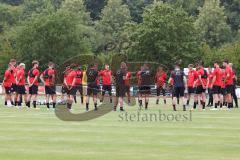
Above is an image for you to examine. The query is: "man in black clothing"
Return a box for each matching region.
[86,64,99,111]
[114,62,127,111]
[169,63,187,111]
[139,64,152,110]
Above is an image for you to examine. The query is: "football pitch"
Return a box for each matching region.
[0,97,240,160]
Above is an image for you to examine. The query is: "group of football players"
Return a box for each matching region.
[1,59,238,111]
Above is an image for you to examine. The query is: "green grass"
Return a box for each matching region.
[0,97,240,160]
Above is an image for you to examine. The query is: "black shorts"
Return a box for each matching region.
[225,85,234,94]
[4,87,12,94]
[196,86,206,94]
[212,85,221,94]
[139,86,151,95]
[17,85,26,95]
[157,86,166,96]
[125,86,130,93]
[11,84,17,93]
[221,88,226,95]
[66,86,76,96]
[116,85,126,97]
[87,84,99,96]
[29,84,38,95]
[188,87,195,94]
[172,87,185,98]
[62,86,67,94]
[102,85,112,95]
[75,85,83,95]
[208,88,213,95]
[45,86,56,95]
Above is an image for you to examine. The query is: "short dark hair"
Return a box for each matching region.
[223,59,229,64]
[32,60,39,66]
[188,64,194,68]
[48,61,54,66]
[70,63,76,69]
[10,59,16,63]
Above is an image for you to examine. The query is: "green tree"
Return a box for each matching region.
[84,0,106,20]
[126,2,200,67]
[96,0,131,53]
[0,0,23,6]
[123,0,153,23]
[14,10,94,69]
[21,0,54,19]
[0,4,21,32]
[195,0,232,48]
[220,0,240,34]
[162,0,204,16]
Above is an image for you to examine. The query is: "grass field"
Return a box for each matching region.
[0,96,240,160]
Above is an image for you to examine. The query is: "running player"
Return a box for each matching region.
[99,64,112,103]
[125,71,132,104]
[155,66,167,105]
[27,60,40,109]
[223,60,234,109]
[186,64,197,107]
[194,62,207,110]
[211,61,222,110]
[64,64,77,110]
[169,63,187,111]
[2,64,14,107]
[86,64,99,111]
[114,62,127,111]
[139,64,152,110]
[40,62,56,109]
[207,67,214,107]
[16,63,27,107]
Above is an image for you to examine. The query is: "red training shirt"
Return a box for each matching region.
[99,69,112,85]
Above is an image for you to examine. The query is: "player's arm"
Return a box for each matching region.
[198,74,205,88]
[206,76,210,89]
[211,74,216,88]
[183,74,187,89]
[16,73,22,85]
[40,73,45,85]
[64,78,68,88]
[70,78,76,90]
[27,75,31,86]
[224,70,230,84]
[31,74,38,86]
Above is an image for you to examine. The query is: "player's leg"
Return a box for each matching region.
[101,85,106,102]
[145,94,149,110]
[119,96,124,111]
[172,87,178,111]
[93,86,98,110]
[232,88,238,108]
[108,85,113,103]
[79,85,84,104]
[201,92,206,110]
[156,87,160,104]
[162,88,166,104]
[211,86,220,110]
[114,86,119,111]
[126,86,131,104]
[86,85,91,111]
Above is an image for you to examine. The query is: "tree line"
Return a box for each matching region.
[0,0,239,83]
